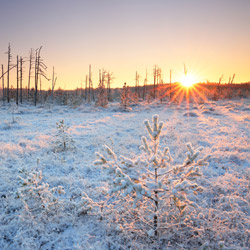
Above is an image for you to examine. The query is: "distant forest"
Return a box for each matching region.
[1,44,250,107]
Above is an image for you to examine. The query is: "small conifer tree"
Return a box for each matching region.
[54,120,74,152]
[95,115,210,238]
[120,82,131,110]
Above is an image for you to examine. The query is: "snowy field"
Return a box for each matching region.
[0,98,250,250]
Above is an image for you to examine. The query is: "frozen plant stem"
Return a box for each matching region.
[147,115,163,236]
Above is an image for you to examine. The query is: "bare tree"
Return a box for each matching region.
[96,69,108,107]
[88,64,95,102]
[1,64,5,104]
[6,43,12,103]
[153,65,162,99]
[157,68,164,103]
[184,63,188,76]
[230,73,235,84]
[34,47,49,106]
[20,57,23,104]
[88,65,91,103]
[85,75,88,101]
[34,49,39,105]
[218,74,224,84]
[27,49,34,101]
[169,69,173,100]
[40,75,42,102]
[1,44,18,102]
[16,56,19,105]
[51,66,57,104]
[80,80,83,98]
[135,71,140,98]
[153,65,157,98]
[143,69,147,100]
[157,67,162,91]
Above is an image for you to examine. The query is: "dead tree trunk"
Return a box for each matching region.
[20,57,23,104]
[88,65,91,103]
[156,67,160,92]
[143,70,147,101]
[34,46,49,106]
[169,69,172,100]
[7,44,11,103]
[2,64,5,104]
[51,66,54,103]
[51,66,57,104]
[85,75,88,101]
[157,67,163,103]
[16,56,19,105]
[218,74,223,84]
[135,71,137,95]
[153,65,157,99]
[135,71,139,98]
[40,75,42,103]
[28,49,33,101]
[107,72,112,101]
[81,81,83,98]
[34,49,38,106]
[231,74,235,84]
[88,64,95,102]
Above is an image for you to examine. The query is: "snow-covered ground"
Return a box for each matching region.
[0,98,249,249]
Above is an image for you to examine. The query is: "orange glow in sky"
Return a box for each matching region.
[0,0,249,90]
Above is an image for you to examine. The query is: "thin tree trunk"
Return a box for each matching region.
[20,57,23,104]
[16,56,19,105]
[34,48,42,106]
[2,65,5,104]
[88,65,91,103]
[107,74,111,101]
[85,75,88,101]
[169,69,172,100]
[34,51,38,106]
[153,66,156,99]
[40,75,42,103]
[135,71,137,95]
[28,49,33,101]
[7,44,11,103]
[51,66,54,104]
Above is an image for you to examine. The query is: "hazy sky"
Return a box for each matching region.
[0,0,250,89]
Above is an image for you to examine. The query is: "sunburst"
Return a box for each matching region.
[180,74,197,88]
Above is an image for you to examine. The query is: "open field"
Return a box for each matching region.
[0,98,250,249]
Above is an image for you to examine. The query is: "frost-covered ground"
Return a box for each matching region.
[0,98,249,250]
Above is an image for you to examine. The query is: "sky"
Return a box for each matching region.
[0,0,250,90]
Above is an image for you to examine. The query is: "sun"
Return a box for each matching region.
[180,74,197,88]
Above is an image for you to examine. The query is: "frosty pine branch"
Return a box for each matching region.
[94,114,210,238]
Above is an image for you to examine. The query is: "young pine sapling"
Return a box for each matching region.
[95,115,210,238]
[54,120,74,152]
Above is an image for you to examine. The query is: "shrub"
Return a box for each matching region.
[15,167,68,249]
[17,167,65,222]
